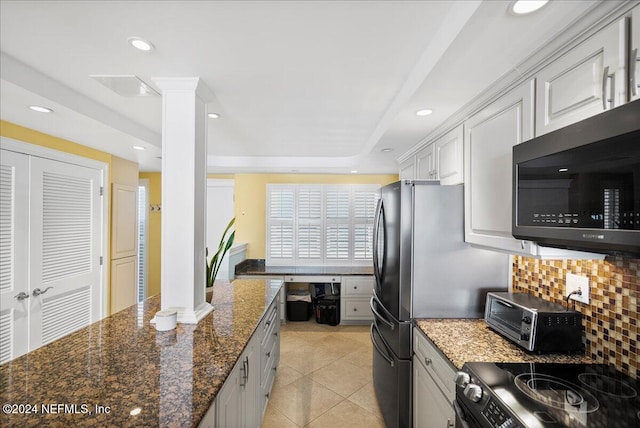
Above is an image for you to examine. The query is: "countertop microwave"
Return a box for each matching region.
[512,99,640,256]
[484,292,583,353]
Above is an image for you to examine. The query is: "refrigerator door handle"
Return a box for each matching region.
[370,323,394,367]
[372,197,384,295]
[370,295,395,330]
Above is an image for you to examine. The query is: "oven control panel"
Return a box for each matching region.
[481,398,520,428]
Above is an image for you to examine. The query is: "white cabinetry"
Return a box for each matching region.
[216,333,259,428]
[214,292,280,428]
[464,81,535,254]
[340,276,374,324]
[259,293,281,419]
[400,125,464,185]
[416,144,436,180]
[434,125,464,185]
[412,328,455,428]
[535,19,625,136]
[399,158,415,180]
[631,5,640,101]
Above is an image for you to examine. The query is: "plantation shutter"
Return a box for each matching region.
[137,182,148,302]
[325,188,350,260]
[297,187,322,260]
[353,187,379,260]
[268,186,295,262]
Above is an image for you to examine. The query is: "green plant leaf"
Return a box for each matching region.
[207,217,236,288]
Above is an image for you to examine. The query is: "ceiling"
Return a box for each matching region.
[0,1,601,174]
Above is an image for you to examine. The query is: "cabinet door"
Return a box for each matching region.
[536,19,625,136]
[216,362,242,428]
[110,256,138,314]
[464,80,534,253]
[413,356,455,428]
[242,335,260,428]
[631,5,640,101]
[415,144,436,180]
[435,125,464,185]
[399,158,415,180]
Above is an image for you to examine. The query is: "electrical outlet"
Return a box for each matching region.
[565,273,590,304]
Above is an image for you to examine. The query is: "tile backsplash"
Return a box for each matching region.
[512,255,639,378]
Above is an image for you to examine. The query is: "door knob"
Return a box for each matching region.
[33,287,53,297]
[14,292,30,301]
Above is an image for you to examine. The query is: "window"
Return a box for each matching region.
[267,184,380,266]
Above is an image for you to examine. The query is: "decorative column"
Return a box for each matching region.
[153,77,212,323]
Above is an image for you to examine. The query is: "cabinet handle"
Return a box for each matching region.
[631,48,639,97]
[424,357,432,366]
[602,66,614,110]
[447,419,454,428]
[266,351,271,358]
[353,308,357,312]
[274,332,278,337]
[265,392,270,399]
[266,320,271,326]
[354,286,358,290]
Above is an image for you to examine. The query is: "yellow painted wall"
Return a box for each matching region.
[139,172,162,297]
[234,173,398,259]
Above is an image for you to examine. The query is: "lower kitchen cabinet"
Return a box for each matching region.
[340,276,374,324]
[215,293,281,428]
[412,328,455,428]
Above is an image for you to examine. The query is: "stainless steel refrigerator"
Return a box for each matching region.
[369,180,509,428]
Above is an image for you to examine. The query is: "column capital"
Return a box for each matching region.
[152,77,214,101]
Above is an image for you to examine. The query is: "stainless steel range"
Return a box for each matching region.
[454,362,639,428]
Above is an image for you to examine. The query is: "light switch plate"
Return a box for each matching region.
[565,273,590,304]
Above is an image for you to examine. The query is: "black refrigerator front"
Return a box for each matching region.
[370,180,509,428]
[370,180,413,428]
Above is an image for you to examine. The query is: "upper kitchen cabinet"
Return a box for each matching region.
[535,18,626,136]
[398,124,464,185]
[434,125,463,185]
[415,143,436,180]
[631,5,640,101]
[464,80,534,254]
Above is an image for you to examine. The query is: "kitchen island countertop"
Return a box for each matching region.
[414,318,591,370]
[0,279,282,427]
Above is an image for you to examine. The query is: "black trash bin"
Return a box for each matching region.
[286,290,312,321]
[315,295,340,326]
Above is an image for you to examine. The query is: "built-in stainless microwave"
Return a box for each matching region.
[512,99,640,256]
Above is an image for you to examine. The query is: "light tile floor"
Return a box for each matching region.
[262,320,385,428]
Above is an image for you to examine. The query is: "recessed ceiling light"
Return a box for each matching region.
[509,0,549,15]
[29,105,53,113]
[416,109,433,117]
[133,146,145,151]
[128,37,154,52]
[558,168,569,172]
[207,113,220,119]
[381,148,394,153]
[351,170,358,174]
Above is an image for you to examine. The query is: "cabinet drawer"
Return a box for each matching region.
[342,299,372,321]
[413,328,455,401]
[285,275,340,283]
[342,276,374,297]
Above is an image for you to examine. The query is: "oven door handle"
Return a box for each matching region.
[453,400,471,428]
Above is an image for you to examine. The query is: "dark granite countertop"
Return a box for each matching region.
[235,259,374,276]
[0,279,282,427]
[414,319,591,370]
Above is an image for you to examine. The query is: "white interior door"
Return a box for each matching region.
[206,179,234,281]
[28,156,103,349]
[0,150,30,363]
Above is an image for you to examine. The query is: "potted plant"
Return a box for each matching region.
[206,217,236,289]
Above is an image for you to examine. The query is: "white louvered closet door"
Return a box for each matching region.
[28,156,102,350]
[0,150,30,364]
